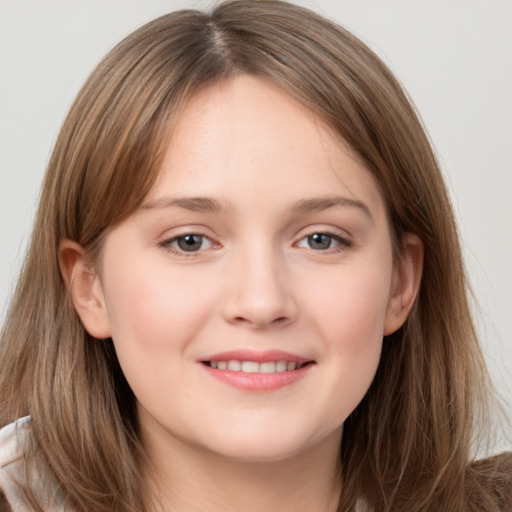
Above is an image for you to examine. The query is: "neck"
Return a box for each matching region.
[142,428,342,512]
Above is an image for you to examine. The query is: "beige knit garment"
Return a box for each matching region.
[0,418,73,512]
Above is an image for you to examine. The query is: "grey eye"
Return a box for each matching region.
[296,232,349,251]
[175,234,209,252]
[306,233,333,250]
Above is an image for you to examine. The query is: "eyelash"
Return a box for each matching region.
[158,230,352,257]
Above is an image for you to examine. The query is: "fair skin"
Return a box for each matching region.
[60,75,423,512]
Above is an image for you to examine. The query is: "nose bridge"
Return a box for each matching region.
[222,237,296,328]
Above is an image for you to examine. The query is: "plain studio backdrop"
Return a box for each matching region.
[0,0,511,449]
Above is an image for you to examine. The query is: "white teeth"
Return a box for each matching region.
[241,361,259,373]
[227,360,242,371]
[209,360,305,373]
[276,361,287,372]
[260,361,276,373]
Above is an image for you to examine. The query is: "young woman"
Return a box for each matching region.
[0,1,510,511]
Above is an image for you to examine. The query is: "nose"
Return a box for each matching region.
[221,246,298,329]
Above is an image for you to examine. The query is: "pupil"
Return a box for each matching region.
[178,235,202,251]
[309,233,331,250]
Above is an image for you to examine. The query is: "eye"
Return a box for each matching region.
[296,232,350,251]
[161,234,214,254]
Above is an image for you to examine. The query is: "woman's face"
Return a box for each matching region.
[86,75,411,462]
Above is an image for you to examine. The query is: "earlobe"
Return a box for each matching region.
[59,240,111,339]
[383,233,424,336]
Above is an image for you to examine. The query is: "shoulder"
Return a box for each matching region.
[469,452,512,512]
[0,418,31,511]
[0,417,31,466]
[0,418,73,512]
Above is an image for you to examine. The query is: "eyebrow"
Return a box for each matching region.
[141,195,373,220]
[141,196,226,213]
[293,196,373,221]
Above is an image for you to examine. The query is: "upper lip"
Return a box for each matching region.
[200,349,313,365]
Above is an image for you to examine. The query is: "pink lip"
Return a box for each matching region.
[199,349,315,391]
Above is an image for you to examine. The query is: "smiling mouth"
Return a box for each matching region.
[202,360,313,373]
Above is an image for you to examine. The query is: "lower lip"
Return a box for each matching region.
[202,363,313,390]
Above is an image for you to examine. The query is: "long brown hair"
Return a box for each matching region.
[0,1,507,510]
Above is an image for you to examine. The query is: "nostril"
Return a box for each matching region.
[232,315,291,328]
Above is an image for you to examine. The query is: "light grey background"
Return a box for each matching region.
[1,0,511,447]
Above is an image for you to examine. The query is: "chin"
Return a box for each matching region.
[199,427,323,463]
[212,444,304,463]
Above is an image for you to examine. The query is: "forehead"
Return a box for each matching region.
[145,75,386,219]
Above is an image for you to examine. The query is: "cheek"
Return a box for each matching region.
[102,262,216,350]
[308,259,393,348]
[320,270,388,370]
[297,257,392,423]
[100,262,220,410]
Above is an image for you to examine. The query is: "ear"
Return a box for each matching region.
[59,240,112,339]
[384,233,424,336]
